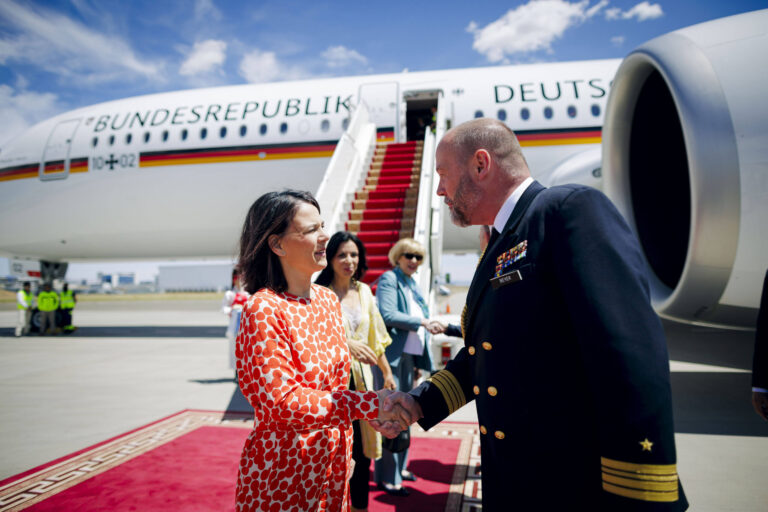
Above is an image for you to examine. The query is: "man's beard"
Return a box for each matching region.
[448,173,481,227]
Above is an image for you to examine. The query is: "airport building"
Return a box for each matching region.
[157,263,234,292]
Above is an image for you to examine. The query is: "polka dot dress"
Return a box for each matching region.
[235,284,379,512]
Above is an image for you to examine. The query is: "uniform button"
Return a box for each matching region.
[482,341,492,351]
[487,386,498,396]
[468,346,476,355]
[480,425,487,435]
[473,385,480,395]
[494,430,505,440]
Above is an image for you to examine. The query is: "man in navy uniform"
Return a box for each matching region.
[387,118,687,510]
[751,269,768,421]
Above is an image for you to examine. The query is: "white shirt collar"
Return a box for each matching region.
[492,177,534,233]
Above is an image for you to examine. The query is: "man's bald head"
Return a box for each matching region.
[441,118,529,181]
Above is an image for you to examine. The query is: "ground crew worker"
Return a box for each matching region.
[37,283,60,335]
[15,281,34,337]
[60,283,77,332]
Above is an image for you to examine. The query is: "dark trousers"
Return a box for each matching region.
[61,309,72,328]
[350,374,370,509]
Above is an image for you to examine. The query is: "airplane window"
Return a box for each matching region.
[497,109,507,121]
[567,106,577,118]
[543,106,553,119]
[520,108,530,121]
[220,126,227,138]
[321,120,330,132]
[591,104,601,117]
[240,125,247,137]
[92,137,98,148]
[144,132,150,143]
[162,130,169,142]
[342,118,349,130]
[474,110,483,118]
[126,133,132,144]
[109,135,115,145]
[260,123,267,135]
[280,122,288,134]
[181,129,188,141]
[201,127,208,139]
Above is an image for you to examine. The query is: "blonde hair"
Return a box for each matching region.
[388,238,425,266]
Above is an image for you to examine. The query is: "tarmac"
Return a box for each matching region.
[1,295,767,511]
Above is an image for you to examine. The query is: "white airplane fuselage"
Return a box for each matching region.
[0,60,619,261]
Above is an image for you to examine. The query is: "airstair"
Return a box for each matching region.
[316,100,446,300]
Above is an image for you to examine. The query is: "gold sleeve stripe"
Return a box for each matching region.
[460,304,467,338]
[426,372,459,413]
[427,370,465,414]
[602,473,679,492]
[602,467,678,482]
[438,370,465,409]
[429,371,463,413]
[602,482,679,503]
[601,457,679,476]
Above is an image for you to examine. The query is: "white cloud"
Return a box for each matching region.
[180,40,227,76]
[611,35,625,46]
[238,49,307,83]
[0,84,61,147]
[321,45,368,68]
[0,0,163,85]
[605,2,663,21]
[466,0,607,62]
[623,2,663,21]
[239,49,281,83]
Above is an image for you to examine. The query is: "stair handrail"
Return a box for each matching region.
[412,128,436,305]
[315,102,376,237]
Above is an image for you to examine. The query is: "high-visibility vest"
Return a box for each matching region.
[60,290,75,310]
[17,290,32,310]
[37,291,59,312]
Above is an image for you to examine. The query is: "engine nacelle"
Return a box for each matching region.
[603,10,768,329]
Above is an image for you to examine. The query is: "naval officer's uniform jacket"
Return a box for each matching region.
[411,180,687,510]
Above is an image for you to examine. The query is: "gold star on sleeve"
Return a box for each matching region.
[639,438,653,452]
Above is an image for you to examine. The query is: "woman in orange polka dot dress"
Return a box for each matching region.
[234,190,410,512]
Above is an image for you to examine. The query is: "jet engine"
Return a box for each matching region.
[602,10,768,328]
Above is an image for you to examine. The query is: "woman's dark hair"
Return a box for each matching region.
[314,231,368,286]
[237,189,320,294]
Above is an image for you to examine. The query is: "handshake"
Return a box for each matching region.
[371,389,423,438]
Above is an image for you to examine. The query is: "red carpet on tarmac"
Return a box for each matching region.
[0,411,481,512]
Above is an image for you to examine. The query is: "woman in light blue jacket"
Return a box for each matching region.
[374,238,444,496]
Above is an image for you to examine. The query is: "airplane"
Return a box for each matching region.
[0,9,766,331]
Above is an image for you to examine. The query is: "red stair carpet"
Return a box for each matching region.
[347,141,423,291]
[0,410,479,511]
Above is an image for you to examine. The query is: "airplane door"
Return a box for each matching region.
[39,119,80,181]
[358,82,402,142]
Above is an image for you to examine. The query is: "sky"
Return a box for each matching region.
[0,0,764,284]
